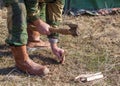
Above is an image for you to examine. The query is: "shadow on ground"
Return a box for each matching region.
[0,44,11,57]
[30,54,60,65]
[0,67,17,75]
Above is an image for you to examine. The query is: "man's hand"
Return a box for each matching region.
[50,43,65,64]
[33,19,51,35]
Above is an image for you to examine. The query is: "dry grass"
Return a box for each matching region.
[0,8,120,86]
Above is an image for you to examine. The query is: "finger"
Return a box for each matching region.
[59,52,65,64]
[55,52,62,62]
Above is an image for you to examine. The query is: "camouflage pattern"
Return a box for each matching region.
[46,0,64,39]
[5,1,28,46]
[30,0,65,39]
[4,0,64,46]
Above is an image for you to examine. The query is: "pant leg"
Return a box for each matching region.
[5,0,28,46]
[38,2,46,22]
[46,0,65,39]
[26,0,56,23]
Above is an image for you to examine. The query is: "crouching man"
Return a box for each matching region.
[3,0,64,76]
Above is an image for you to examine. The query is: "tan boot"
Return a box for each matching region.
[11,45,49,76]
[27,25,50,48]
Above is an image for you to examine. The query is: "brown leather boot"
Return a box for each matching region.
[27,25,50,48]
[11,45,49,76]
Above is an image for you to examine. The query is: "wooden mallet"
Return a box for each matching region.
[49,24,79,37]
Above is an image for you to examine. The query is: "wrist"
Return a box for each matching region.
[49,38,58,49]
[49,38,58,44]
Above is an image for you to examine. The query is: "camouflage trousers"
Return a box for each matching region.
[33,0,65,39]
[5,0,64,46]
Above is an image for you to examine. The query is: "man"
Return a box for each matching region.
[3,0,65,76]
[27,0,65,61]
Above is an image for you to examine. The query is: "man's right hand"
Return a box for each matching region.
[33,19,51,35]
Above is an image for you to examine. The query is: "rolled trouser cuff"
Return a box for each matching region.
[48,32,59,39]
[49,38,58,44]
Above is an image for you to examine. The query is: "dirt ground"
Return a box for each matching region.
[0,8,120,86]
